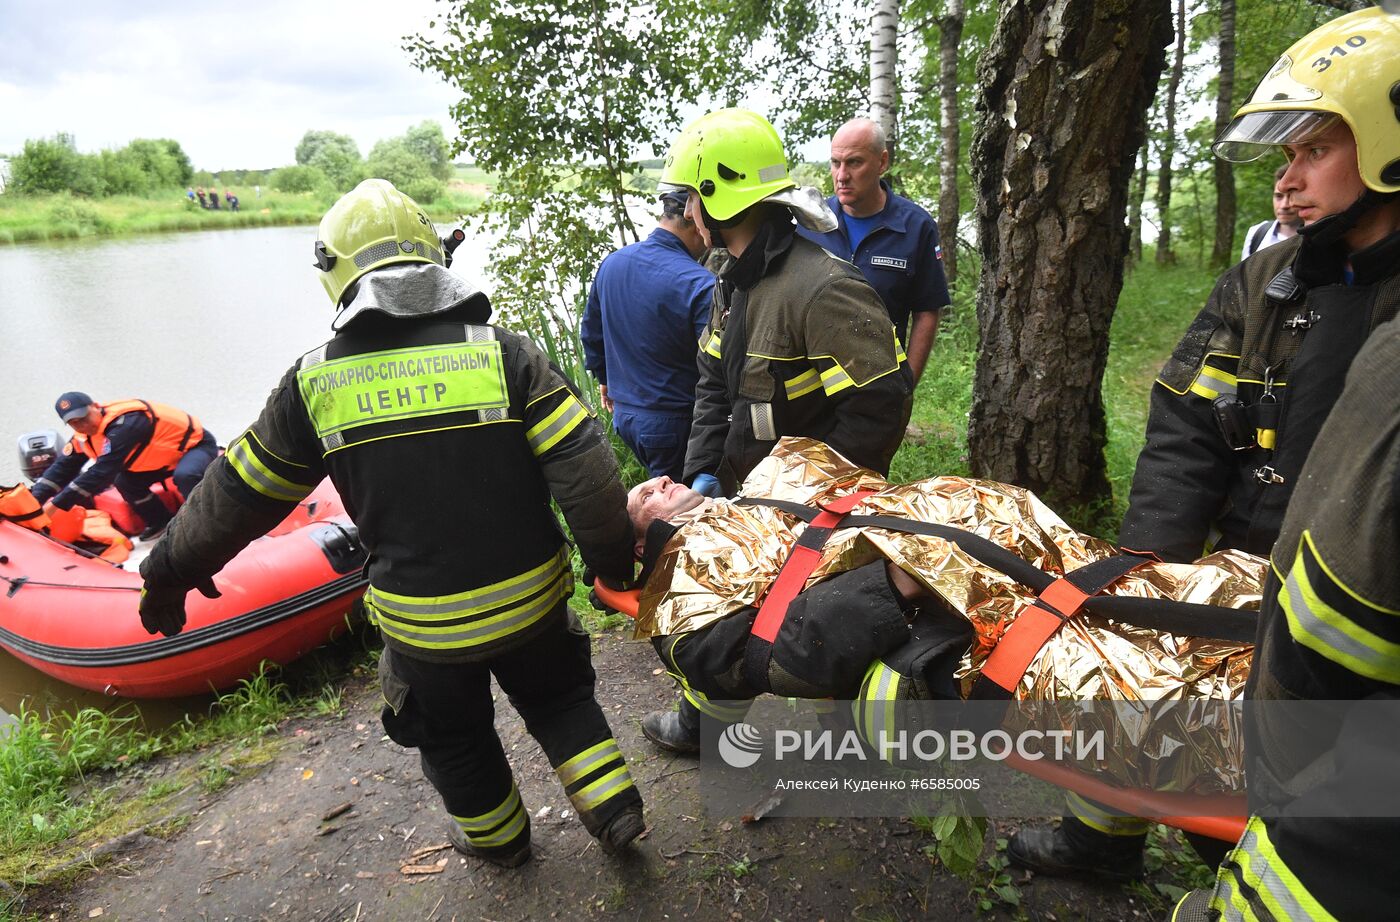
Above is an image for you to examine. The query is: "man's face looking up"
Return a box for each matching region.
[627,476,705,553]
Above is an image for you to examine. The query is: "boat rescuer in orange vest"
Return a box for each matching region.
[29,392,218,541]
[136,178,647,867]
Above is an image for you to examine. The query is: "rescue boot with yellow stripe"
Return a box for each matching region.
[1006,817,1145,883]
[446,819,532,869]
[640,699,701,755]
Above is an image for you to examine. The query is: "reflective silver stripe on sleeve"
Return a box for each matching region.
[749,402,776,441]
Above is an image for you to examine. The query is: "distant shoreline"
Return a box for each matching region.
[0,187,486,247]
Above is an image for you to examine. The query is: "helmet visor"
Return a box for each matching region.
[1213,111,1338,162]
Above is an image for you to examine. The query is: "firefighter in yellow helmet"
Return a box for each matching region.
[138,179,646,866]
[640,109,914,751]
[1010,6,1400,882]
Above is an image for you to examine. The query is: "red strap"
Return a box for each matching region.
[750,490,873,643]
[980,561,1145,694]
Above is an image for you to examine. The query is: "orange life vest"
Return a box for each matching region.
[0,483,50,531]
[0,484,132,563]
[72,399,205,473]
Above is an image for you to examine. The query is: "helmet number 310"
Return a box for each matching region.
[1313,34,1367,72]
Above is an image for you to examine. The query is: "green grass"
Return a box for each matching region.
[0,624,379,892]
[0,185,487,246]
[889,257,1217,537]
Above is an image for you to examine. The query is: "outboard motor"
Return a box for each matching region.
[17,430,61,482]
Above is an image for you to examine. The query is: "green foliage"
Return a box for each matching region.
[366,137,443,204]
[408,0,747,383]
[403,120,453,181]
[915,804,989,878]
[270,163,330,194]
[295,129,363,191]
[10,134,102,196]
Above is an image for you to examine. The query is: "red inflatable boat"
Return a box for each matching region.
[0,480,367,698]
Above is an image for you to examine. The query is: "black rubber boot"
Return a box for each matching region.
[640,698,701,754]
[598,804,646,854]
[1006,817,1146,882]
[447,821,532,869]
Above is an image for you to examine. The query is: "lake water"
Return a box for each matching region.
[0,223,502,723]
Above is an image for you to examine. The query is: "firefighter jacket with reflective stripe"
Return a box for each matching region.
[142,307,635,663]
[683,217,914,493]
[31,400,206,509]
[1121,230,1400,563]
[1188,316,1400,921]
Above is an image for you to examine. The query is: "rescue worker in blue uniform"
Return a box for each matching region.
[137,179,647,868]
[1010,6,1400,883]
[581,188,715,480]
[31,392,217,540]
[796,118,952,382]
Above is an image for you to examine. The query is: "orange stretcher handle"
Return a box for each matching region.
[597,578,1247,844]
[1005,753,1247,843]
[592,578,641,618]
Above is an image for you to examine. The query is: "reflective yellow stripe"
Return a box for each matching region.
[367,549,570,651]
[819,363,855,397]
[569,765,636,813]
[892,325,907,364]
[855,661,898,753]
[1279,532,1400,684]
[679,682,751,722]
[703,331,722,359]
[1256,428,1276,450]
[557,738,622,787]
[453,786,527,847]
[249,429,309,469]
[1188,364,1239,400]
[1066,792,1150,837]
[1210,817,1338,922]
[227,436,314,502]
[783,368,822,401]
[526,393,588,456]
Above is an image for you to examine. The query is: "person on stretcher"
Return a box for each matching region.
[623,437,1260,795]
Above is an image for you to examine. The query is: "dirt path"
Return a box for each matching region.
[31,632,1159,922]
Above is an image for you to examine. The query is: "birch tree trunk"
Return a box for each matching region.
[1154,0,1186,265]
[870,0,900,160]
[936,0,966,288]
[1211,0,1238,268]
[1128,142,1150,264]
[968,0,1173,510]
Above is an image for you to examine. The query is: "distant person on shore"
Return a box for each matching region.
[1240,164,1301,259]
[196,187,208,208]
[208,187,219,210]
[29,392,218,541]
[254,184,261,199]
[186,187,196,204]
[225,190,239,212]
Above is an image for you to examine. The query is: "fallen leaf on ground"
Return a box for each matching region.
[301,769,314,780]
[88,910,104,919]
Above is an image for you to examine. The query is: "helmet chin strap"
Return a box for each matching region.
[1299,188,1400,248]
[700,202,746,249]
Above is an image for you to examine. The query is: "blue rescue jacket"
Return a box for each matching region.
[581,228,716,414]
[796,181,951,347]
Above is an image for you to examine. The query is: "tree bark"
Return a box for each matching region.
[936,0,966,289]
[1128,141,1150,264]
[1210,0,1237,268]
[870,0,900,162]
[968,0,1173,510]
[1154,0,1186,265]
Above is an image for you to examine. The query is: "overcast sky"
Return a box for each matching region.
[0,0,463,171]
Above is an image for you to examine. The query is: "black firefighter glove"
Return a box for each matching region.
[138,578,221,638]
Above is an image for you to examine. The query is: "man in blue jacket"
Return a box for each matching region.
[797,118,951,383]
[582,190,715,480]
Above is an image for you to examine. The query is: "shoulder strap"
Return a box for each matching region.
[1247,221,1271,256]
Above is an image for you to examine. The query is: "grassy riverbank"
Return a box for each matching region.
[0,185,488,246]
[0,258,1214,917]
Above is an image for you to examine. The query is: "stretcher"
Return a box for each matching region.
[592,577,1248,843]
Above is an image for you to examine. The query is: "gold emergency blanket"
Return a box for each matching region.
[635,438,1261,794]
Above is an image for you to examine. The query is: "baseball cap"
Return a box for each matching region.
[55,391,94,422]
[659,188,689,218]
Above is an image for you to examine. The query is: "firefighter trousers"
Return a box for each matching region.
[378,605,642,859]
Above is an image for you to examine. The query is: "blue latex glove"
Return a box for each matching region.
[690,473,723,498]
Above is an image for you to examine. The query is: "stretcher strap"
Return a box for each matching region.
[972,554,1149,699]
[750,491,873,643]
[739,491,873,692]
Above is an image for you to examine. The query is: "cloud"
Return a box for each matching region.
[0,0,462,169]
